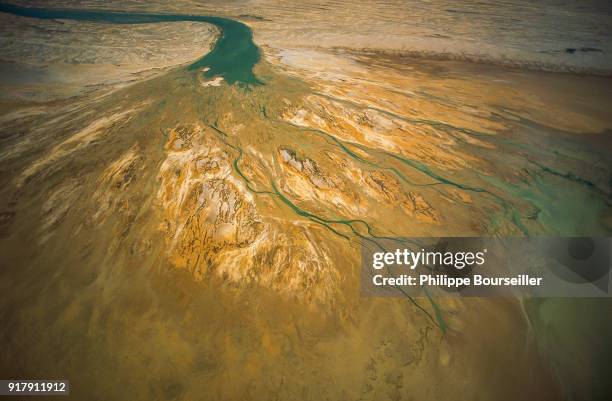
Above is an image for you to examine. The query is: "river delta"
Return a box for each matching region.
[0,1,611,400]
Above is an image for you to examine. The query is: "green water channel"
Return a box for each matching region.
[0,2,260,85]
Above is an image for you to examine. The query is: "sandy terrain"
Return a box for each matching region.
[0,2,610,401]
[0,12,218,100]
[15,0,612,74]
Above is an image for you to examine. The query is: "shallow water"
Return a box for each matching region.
[0,2,260,85]
[0,2,610,401]
[7,1,611,73]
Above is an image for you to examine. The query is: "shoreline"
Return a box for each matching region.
[0,2,260,85]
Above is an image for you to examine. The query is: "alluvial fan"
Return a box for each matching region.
[0,2,611,401]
